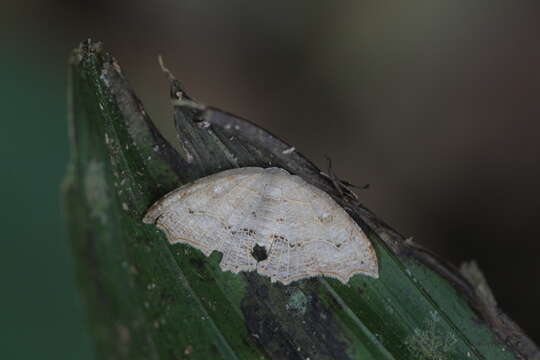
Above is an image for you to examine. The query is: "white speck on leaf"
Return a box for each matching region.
[405,311,457,359]
[84,160,109,224]
[197,121,210,129]
[147,283,156,290]
[405,269,412,276]
[99,71,110,87]
[282,146,295,154]
[286,289,308,315]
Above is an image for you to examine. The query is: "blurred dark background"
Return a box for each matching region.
[1,1,539,358]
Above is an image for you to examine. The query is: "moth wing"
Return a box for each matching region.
[256,171,379,284]
[143,167,378,284]
[143,167,265,264]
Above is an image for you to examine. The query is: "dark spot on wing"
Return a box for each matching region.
[252,244,268,262]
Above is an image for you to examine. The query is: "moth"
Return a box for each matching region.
[144,167,378,285]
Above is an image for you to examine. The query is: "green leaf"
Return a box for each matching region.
[64,40,537,360]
